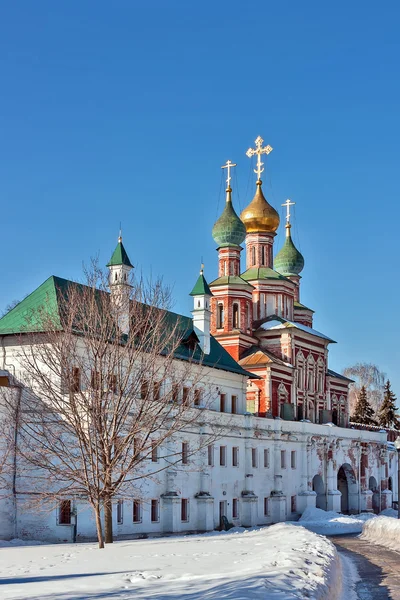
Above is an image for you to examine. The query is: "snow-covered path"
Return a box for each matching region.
[332,535,400,599]
[0,525,340,600]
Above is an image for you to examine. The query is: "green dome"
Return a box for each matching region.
[274,225,304,276]
[212,188,246,248]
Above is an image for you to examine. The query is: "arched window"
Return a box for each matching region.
[307,354,315,393]
[296,351,305,390]
[232,303,239,329]
[261,246,265,265]
[217,303,224,328]
[317,357,324,393]
[115,272,118,281]
[252,246,256,266]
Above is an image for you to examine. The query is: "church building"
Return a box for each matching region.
[209,137,350,426]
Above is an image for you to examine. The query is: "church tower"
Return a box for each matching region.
[107,233,133,335]
[209,160,255,361]
[190,265,212,355]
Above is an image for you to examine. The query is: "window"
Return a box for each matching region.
[172,383,179,403]
[232,446,239,467]
[91,370,101,390]
[264,497,269,516]
[291,451,296,469]
[220,446,227,466]
[182,387,190,406]
[261,246,265,265]
[108,373,118,394]
[194,389,201,407]
[151,499,159,522]
[251,246,256,266]
[151,442,158,462]
[220,393,226,413]
[246,304,251,329]
[281,450,286,469]
[182,442,189,464]
[291,495,297,513]
[232,498,239,519]
[252,448,258,468]
[208,444,214,466]
[231,395,237,414]
[117,499,123,524]
[133,500,141,523]
[141,379,149,400]
[153,381,161,401]
[181,498,189,522]
[70,367,81,393]
[264,449,270,468]
[58,500,71,525]
[232,303,239,329]
[217,303,224,328]
[297,404,304,421]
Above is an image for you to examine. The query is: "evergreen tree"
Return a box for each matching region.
[377,380,400,429]
[351,385,377,425]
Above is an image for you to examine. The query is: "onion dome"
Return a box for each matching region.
[274,224,304,276]
[212,187,246,248]
[240,180,280,233]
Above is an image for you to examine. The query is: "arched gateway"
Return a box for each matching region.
[337,464,358,513]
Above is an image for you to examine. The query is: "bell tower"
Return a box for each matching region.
[107,233,133,335]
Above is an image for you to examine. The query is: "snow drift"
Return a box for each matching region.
[293,506,375,535]
[0,524,342,599]
[361,515,400,552]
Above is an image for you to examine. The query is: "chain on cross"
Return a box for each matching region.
[246,136,273,181]
[221,159,237,189]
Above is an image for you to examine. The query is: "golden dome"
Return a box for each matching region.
[240,180,280,233]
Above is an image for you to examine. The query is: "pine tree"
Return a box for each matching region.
[377,380,400,429]
[351,385,377,425]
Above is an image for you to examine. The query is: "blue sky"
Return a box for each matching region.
[1,2,399,391]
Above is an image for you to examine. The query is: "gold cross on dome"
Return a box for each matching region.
[282,198,295,224]
[221,159,237,189]
[246,136,273,181]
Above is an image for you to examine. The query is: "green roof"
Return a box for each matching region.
[0,276,252,378]
[294,301,314,313]
[189,273,212,296]
[209,275,254,289]
[106,240,133,268]
[240,267,291,282]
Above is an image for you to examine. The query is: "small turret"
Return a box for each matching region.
[107,233,133,335]
[190,265,213,355]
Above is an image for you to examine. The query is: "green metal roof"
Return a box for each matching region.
[209,275,254,289]
[189,273,212,296]
[106,240,133,268]
[240,267,291,282]
[212,189,246,248]
[0,276,252,378]
[294,301,315,313]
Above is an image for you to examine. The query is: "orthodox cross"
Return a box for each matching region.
[282,198,295,224]
[221,159,237,189]
[246,136,273,180]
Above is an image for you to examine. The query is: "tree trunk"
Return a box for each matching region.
[104,493,113,544]
[94,503,104,549]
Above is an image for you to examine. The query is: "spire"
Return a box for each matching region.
[107,233,133,268]
[212,160,246,248]
[274,199,304,276]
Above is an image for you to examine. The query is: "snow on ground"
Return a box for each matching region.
[291,507,376,535]
[0,524,341,600]
[361,515,400,553]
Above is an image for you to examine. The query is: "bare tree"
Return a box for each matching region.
[9,265,219,548]
[343,362,386,416]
